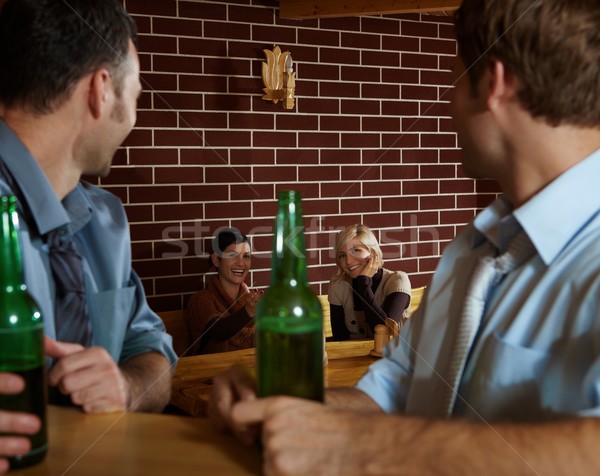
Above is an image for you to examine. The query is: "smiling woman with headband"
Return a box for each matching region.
[185,227,262,355]
[328,224,411,341]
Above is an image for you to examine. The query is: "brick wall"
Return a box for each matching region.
[92,0,499,311]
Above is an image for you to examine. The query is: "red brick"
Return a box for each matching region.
[179,74,227,93]
[422,38,456,56]
[401,53,438,69]
[181,148,230,166]
[341,32,381,50]
[181,185,228,202]
[382,68,420,84]
[362,181,402,197]
[205,166,252,184]
[341,198,379,214]
[341,100,380,115]
[362,149,401,164]
[319,17,361,32]
[341,133,380,148]
[277,149,319,165]
[253,132,296,148]
[137,35,177,54]
[402,117,438,133]
[320,48,360,65]
[298,28,339,47]
[135,259,181,278]
[362,50,399,67]
[204,58,251,76]
[402,149,438,164]
[342,66,381,83]
[179,38,226,57]
[382,165,419,180]
[420,195,456,210]
[179,2,226,20]
[298,166,339,182]
[362,83,400,100]
[298,132,339,148]
[135,110,178,128]
[156,167,204,184]
[140,73,178,92]
[130,186,180,204]
[253,166,297,183]
[403,179,439,195]
[231,184,273,201]
[421,133,457,148]
[101,167,152,185]
[381,133,420,149]
[179,112,228,129]
[299,98,339,114]
[205,201,252,219]
[320,182,361,198]
[320,115,360,131]
[125,205,154,223]
[362,116,401,132]
[402,84,439,101]
[155,203,204,221]
[154,130,204,147]
[440,179,475,194]
[152,18,203,37]
[204,21,251,40]
[321,149,360,165]
[122,129,152,147]
[301,64,340,81]
[154,55,203,74]
[154,92,203,110]
[126,0,175,16]
[229,5,274,24]
[361,17,399,35]
[276,114,319,131]
[230,149,275,165]
[253,25,296,44]
[204,94,252,111]
[382,100,419,116]
[320,82,360,98]
[401,20,439,38]
[204,131,251,147]
[382,35,419,52]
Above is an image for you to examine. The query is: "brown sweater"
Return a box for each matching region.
[185,277,255,354]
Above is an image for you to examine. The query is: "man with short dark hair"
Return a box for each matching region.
[209,0,600,474]
[0,1,176,472]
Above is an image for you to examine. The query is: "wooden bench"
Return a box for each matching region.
[158,286,426,357]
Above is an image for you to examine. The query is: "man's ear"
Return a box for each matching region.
[88,68,111,119]
[486,59,517,111]
[211,253,220,269]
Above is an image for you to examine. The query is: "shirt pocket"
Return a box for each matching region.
[88,286,136,362]
[464,331,555,421]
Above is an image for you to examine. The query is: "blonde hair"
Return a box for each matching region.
[333,224,383,281]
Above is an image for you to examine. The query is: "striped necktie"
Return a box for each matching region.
[0,159,92,346]
[434,230,535,417]
[46,225,92,346]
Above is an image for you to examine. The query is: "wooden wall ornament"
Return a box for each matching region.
[261,45,295,110]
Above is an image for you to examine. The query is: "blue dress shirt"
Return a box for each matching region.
[357,149,600,421]
[0,121,176,366]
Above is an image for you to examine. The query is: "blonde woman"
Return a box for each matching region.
[328,224,411,341]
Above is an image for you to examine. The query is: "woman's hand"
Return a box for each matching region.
[358,256,379,279]
[244,289,263,317]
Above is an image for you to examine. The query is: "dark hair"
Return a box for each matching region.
[455,0,600,127]
[211,228,249,257]
[0,0,138,114]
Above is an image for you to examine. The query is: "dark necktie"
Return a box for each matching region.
[46,226,93,347]
[0,159,92,346]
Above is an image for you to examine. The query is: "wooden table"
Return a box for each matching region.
[17,405,262,476]
[171,340,377,417]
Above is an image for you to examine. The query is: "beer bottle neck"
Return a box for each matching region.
[271,191,309,286]
[0,196,26,290]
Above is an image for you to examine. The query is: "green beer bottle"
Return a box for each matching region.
[256,190,324,401]
[0,195,47,469]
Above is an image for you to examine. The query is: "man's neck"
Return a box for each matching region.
[496,119,600,208]
[2,109,83,200]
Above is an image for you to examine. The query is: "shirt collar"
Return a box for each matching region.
[0,120,70,236]
[473,149,600,265]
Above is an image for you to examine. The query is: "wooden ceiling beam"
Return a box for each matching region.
[279,0,462,19]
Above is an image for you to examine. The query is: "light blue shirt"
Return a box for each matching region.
[0,121,176,366]
[357,149,600,421]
